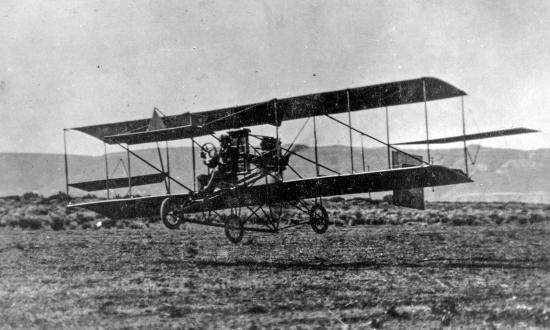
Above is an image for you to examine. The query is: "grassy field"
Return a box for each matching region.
[2,193,549,230]
[1,217,549,329]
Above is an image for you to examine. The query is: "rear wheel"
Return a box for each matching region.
[224,214,244,243]
[160,198,183,230]
[309,204,329,234]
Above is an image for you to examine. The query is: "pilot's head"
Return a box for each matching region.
[220,135,231,148]
[260,137,277,151]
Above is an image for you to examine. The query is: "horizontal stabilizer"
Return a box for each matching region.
[395,127,539,145]
[68,173,167,191]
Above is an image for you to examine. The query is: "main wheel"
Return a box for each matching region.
[309,203,329,234]
[160,197,183,230]
[224,214,244,244]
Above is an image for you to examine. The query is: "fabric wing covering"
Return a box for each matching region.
[395,128,539,145]
[70,77,466,145]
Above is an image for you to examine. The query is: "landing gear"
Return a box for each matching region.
[160,197,184,230]
[309,203,329,234]
[224,214,244,244]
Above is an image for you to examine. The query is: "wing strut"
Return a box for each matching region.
[422,80,431,164]
[385,106,391,169]
[346,90,354,173]
[127,145,132,196]
[155,142,169,193]
[63,129,70,197]
[461,96,469,176]
[103,142,110,198]
[166,141,171,193]
[313,116,320,177]
[191,138,197,192]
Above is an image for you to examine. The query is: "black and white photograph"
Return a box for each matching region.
[1,1,549,328]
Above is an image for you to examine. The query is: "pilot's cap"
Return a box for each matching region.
[220,134,231,147]
[260,137,277,150]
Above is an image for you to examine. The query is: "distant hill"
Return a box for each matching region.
[1,146,549,203]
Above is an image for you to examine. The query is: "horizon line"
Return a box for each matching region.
[1,144,549,157]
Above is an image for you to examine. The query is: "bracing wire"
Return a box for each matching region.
[109,158,129,178]
[465,107,482,165]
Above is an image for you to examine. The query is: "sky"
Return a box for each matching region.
[1,0,549,155]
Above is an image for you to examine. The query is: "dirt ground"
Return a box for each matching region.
[1,222,549,329]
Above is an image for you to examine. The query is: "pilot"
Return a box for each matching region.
[197,135,234,193]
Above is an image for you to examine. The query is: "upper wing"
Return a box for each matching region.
[395,127,539,145]
[70,77,466,144]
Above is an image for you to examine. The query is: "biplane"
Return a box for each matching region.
[64,77,537,243]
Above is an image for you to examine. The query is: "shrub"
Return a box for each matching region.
[388,216,400,225]
[3,195,21,202]
[412,214,424,222]
[529,212,545,224]
[353,211,368,225]
[82,193,98,199]
[22,192,41,200]
[75,212,98,225]
[517,214,529,225]
[489,212,503,225]
[451,217,466,226]
[371,217,385,225]
[25,205,49,216]
[18,217,43,230]
[464,214,475,226]
[45,192,70,202]
[129,221,146,229]
[50,214,65,231]
[4,215,21,227]
[102,219,116,228]
[505,214,518,224]
[333,219,345,227]
[65,206,79,215]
